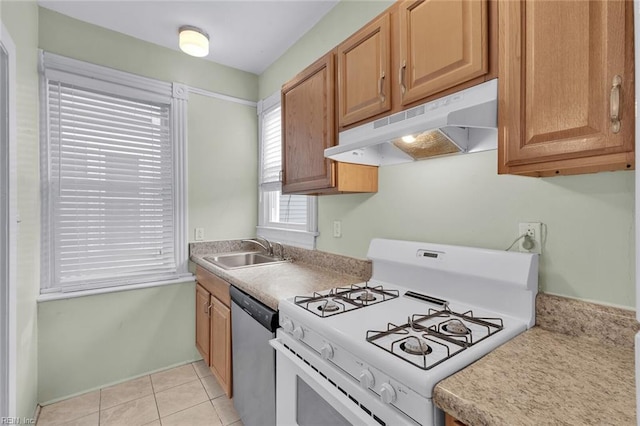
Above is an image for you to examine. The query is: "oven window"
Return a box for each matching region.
[296,377,351,426]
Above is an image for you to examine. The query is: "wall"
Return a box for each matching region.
[259,0,636,308]
[1,0,40,419]
[37,8,258,403]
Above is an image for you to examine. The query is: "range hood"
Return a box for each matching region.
[325,79,498,166]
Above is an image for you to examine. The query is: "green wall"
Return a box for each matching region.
[36,8,259,403]
[37,284,200,404]
[2,0,40,419]
[259,0,635,308]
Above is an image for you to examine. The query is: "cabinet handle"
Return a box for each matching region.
[399,60,407,95]
[379,71,386,103]
[204,301,212,318]
[610,75,622,134]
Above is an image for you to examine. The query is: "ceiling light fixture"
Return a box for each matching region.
[178,25,209,57]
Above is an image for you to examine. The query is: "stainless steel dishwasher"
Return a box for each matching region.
[230,286,278,426]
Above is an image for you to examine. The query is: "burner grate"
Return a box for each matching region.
[366,307,504,370]
[294,283,399,318]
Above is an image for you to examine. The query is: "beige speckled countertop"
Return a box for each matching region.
[434,295,638,426]
[189,241,370,310]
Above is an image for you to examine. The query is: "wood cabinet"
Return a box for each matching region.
[209,297,231,391]
[445,413,467,426]
[194,266,232,397]
[498,0,635,176]
[195,284,210,365]
[336,0,494,129]
[398,0,489,106]
[281,51,378,195]
[337,12,392,127]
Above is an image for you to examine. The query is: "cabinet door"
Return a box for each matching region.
[337,12,392,127]
[282,52,335,194]
[210,296,232,397]
[195,284,210,365]
[498,0,634,176]
[398,0,488,106]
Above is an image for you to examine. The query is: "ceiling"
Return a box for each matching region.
[38,0,340,75]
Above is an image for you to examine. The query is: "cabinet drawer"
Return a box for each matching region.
[196,266,230,307]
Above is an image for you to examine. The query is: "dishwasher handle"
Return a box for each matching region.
[230,285,279,332]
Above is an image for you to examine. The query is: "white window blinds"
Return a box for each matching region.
[260,105,282,189]
[41,52,189,293]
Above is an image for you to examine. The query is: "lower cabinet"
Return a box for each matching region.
[195,266,232,397]
[445,413,466,426]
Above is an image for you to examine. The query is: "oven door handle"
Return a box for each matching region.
[269,338,377,426]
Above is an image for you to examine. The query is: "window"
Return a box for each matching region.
[40,52,190,294]
[257,92,317,249]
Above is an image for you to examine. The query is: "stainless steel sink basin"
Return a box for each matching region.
[203,252,288,270]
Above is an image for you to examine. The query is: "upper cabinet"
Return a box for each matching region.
[498,0,635,176]
[337,0,495,129]
[282,51,378,195]
[337,12,392,127]
[398,0,489,106]
[282,52,335,194]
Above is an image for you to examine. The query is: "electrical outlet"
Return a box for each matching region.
[195,227,205,241]
[518,222,542,254]
[333,221,342,238]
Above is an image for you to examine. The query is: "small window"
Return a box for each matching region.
[257,93,317,249]
[40,52,190,293]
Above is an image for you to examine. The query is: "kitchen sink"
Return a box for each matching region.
[203,252,288,270]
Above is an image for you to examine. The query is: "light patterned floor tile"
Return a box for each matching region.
[201,375,225,400]
[192,360,212,378]
[99,394,158,426]
[212,397,240,425]
[100,375,153,410]
[160,401,222,426]
[150,364,198,393]
[37,390,100,426]
[155,379,209,418]
[143,421,161,426]
[54,411,99,426]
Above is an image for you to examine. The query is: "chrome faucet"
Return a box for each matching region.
[241,237,274,256]
[272,241,285,260]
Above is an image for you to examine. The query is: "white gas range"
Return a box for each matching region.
[271,239,538,426]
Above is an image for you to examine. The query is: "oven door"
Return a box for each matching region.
[270,330,418,426]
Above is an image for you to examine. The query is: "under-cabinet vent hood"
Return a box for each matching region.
[325,79,498,166]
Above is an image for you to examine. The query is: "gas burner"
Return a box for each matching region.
[294,283,399,318]
[441,319,470,336]
[366,307,505,370]
[356,291,376,302]
[317,299,340,312]
[400,337,432,355]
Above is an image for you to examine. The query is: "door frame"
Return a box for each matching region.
[0,21,18,417]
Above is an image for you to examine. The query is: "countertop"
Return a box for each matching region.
[433,326,636,425]
[190,243,369,310]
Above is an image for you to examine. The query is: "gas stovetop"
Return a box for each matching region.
[278,239,538,401]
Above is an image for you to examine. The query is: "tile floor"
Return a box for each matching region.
[36,361,243,426]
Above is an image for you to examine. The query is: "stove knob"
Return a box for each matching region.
[293,326,304,340]
[358,370,375,389]
[282,319,294,333]
[380,383,397,404]
[320,343,334,360]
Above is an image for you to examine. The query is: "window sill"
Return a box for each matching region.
[257,226,318,250]
[37,275,195,303]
